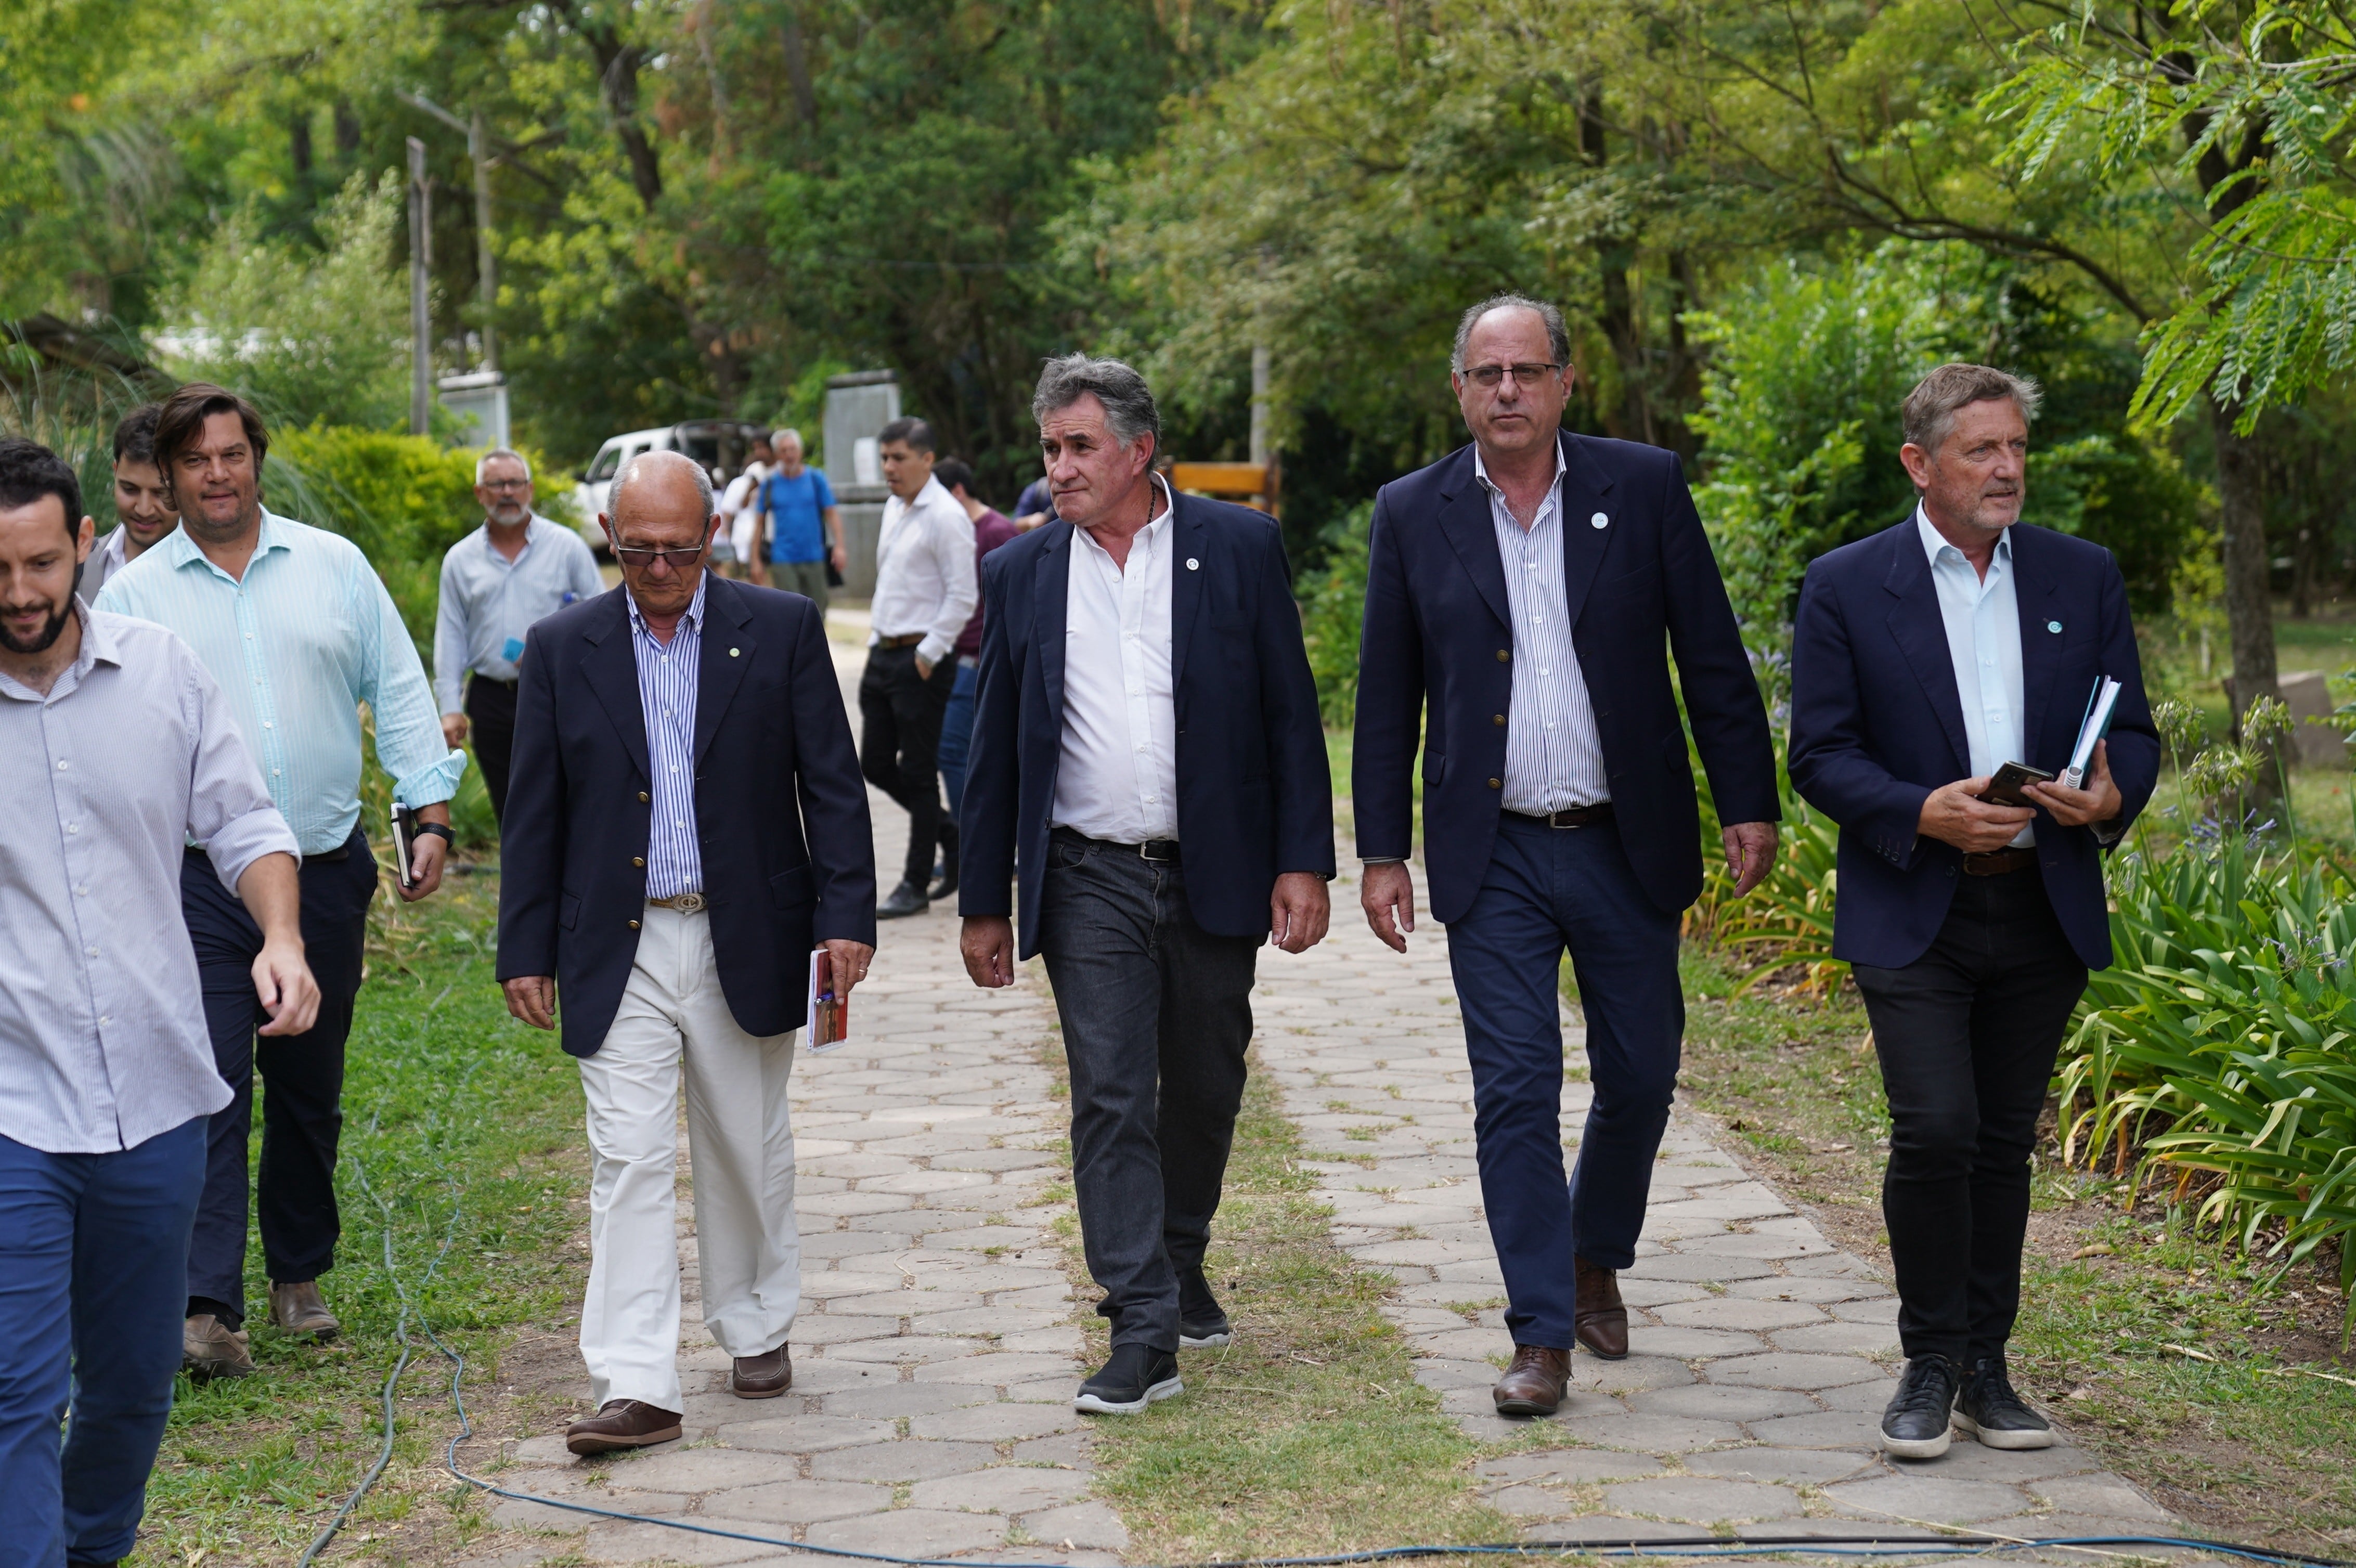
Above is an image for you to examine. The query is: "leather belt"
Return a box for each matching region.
[471,674,519,691]
[1506,802,1615,830]
[1962,847,2037,877]
[877,633,926,650]
[1054,828,1181,863]
[648,892,709,912]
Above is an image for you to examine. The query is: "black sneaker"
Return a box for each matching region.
[1178,1267,1233,1349]
[877,879,929,920]
[1880,1354,1960,1459]
[1955,1356,2054,1450]
[1075,1343,1183,1415]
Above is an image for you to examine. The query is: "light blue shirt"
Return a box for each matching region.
[1,606,299,1153]
[1918,505,2033,848]
[433,513,604,712]
[96,509,467,855]
[1477,444,1610,813]
[629,574,706,899]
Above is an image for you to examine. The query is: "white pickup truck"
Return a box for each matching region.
[573,419,767,555]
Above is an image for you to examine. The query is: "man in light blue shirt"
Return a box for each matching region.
[434,447,604,823]
[97,383,465,1373]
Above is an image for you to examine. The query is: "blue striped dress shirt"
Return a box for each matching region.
[1477,446,1611,813]
[95,510,466,855]
[629,574,706,898]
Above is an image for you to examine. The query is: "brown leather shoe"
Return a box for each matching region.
[183,1314,254,1378]
[564,1399,684,1455]
[268,1280,341,1341]
[1574,1255,1629,1360]
[730,1344,793,1398]
[1492,1343,1572,1416]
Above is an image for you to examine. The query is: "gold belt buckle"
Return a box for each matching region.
[652,892,709,913]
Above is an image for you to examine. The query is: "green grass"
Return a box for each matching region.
[138,878,590,1567]
[1675,944,2356,1552]
[1047,1043,1509,1558]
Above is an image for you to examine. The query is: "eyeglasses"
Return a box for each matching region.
[1459,362,1563,388]
[481,478,530,493]
[609,540,709,570]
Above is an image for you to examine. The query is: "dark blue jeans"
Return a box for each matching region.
[180,825,377,1319]
[1447,813,1683,1349]
[937,658,979,819]
[0,1117,206,1567]
[1039,832,1261,1351]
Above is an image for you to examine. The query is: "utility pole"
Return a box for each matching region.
[471,108,497,372]
[407,136,432,436]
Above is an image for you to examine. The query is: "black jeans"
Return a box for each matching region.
[465,673,518,824]
[179,827,380,1323]
[1039,832,1262,1351]
[1852,864,2088,1369]
[859,644,956,888]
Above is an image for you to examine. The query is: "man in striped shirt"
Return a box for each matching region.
[497,449,876,1456]
[98,383,466,1378]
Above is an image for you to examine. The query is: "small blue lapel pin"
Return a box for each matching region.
[2046,620,2063,634]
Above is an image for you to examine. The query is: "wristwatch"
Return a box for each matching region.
[415,823,455,846]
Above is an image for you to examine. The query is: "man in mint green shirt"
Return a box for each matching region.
[97,383,465,1375]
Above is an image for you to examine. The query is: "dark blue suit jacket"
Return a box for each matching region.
[1354,432,1780,924]
[496,575,877,1056]
[1787,517,2159,971]
[957,494,1335,960]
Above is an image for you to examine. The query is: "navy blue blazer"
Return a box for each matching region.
[1787,517,2159,971]
[1353,432,1780,924]
[956,494,1335,960]
[496,575,877,1056]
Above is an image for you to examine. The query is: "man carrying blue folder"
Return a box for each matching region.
[1788,364,2158,1462]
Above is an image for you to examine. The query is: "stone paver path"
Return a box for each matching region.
[1257,875,2186,1554]
[471,632,1122,1566]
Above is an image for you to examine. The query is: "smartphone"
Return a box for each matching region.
[1979,760,2055,809]
[391,802,419,890]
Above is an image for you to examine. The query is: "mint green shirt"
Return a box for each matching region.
[96,510,466,855]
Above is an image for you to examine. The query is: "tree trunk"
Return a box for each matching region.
[779,6,819,130]
[2212,398,2279,775]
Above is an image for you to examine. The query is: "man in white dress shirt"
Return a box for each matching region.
[861,416,976,918]
[0,436,316,1565]
[958,356,1334,1415]
[434,448,604,823]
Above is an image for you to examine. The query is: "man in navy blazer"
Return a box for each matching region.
[960,354,1334,1415]
[1789,364,2157,1460]
[1355,295,1780,1418]
[498,451,876,1455]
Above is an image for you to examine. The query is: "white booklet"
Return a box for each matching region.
[2061,676,2122,790]
[806,947,850,1054]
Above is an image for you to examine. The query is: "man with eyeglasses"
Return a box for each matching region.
[435,448,604,824]
[497,449,877,1456]
[1352,294,1780,1420]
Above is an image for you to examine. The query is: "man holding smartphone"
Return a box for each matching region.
[1788,364,2159,1461]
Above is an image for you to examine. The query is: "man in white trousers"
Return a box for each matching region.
[496,449,878,1455]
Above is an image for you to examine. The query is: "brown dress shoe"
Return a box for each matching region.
[268,1280,342,1341]
[183,1314,254,1378]
[564,1399,684,1455]
[1492,1343,1572,1416]
[730,1344,793,1398]
[1574,1255,1629,1360]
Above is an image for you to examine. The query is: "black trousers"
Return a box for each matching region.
[465,673,518,824]
[1851,864,2087,1369]
[1038,833,1261,1351]
[180,827,379,1322]
[859,644,956,888]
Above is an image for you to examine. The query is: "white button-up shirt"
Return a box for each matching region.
[433,513,604,714]
[1052,476,1179,845]
[1919,505,2033,848]
[1,605,299,1154]
[870,476,978,668]
[1478,445,1610,813]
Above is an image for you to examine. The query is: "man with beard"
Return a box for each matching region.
[79,404,180,603]
[0,435,316,1563]
[435,447,604,824]
[97,383,465,1377]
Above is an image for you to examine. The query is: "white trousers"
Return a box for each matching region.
[576,904,800,1411]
